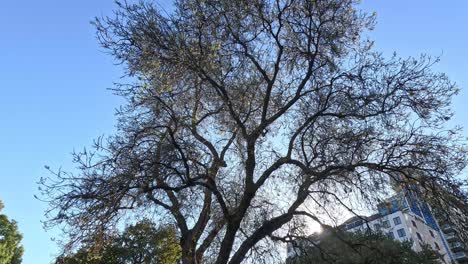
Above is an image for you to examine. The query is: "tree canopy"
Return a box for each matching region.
[288,231,441,264]
[0,201,24,264]
[41,0,467,263]
[56,220,181,264]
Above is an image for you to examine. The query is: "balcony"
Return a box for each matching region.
[445,232,457,242]
[450,242,464,252]
[453,252,467,260]
[441,224,454,232]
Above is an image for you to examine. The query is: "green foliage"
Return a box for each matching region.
[115,220,181,264]
[0,201,24,264]
[56,220,181,264]
[289,231,441,264]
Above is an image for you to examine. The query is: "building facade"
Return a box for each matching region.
[399,183,467,264]
[287,185,467,263]
[342,187,468,264]
[342,209,451,264]
[431,203,468,264]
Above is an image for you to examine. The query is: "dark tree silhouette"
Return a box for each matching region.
[288,231,441,264]
[41,0,467,263]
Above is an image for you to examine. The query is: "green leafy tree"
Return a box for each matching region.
[115,220,181,264]
[55,248,107,264]
[289,231,441,264]
[0,201,24,264]
[56,220,181,264]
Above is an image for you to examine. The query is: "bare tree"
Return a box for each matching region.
[40,0,467,263]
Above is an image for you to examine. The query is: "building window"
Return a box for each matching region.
[434,242,440,251]
[429,230,435,238]
[374,224,381,231]
[412,220,417,228]
[416,232,422,241]
[393,216,401,225]
[397,228,406,238]
[383,220,390,228]
[387,232,395,239]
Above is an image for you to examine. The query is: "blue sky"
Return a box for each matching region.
[0,1,467,263]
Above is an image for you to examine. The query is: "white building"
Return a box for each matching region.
[287,187,465,264]
[342,209,451,264]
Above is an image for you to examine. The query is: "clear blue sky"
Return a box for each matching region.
[0,1,467,263]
